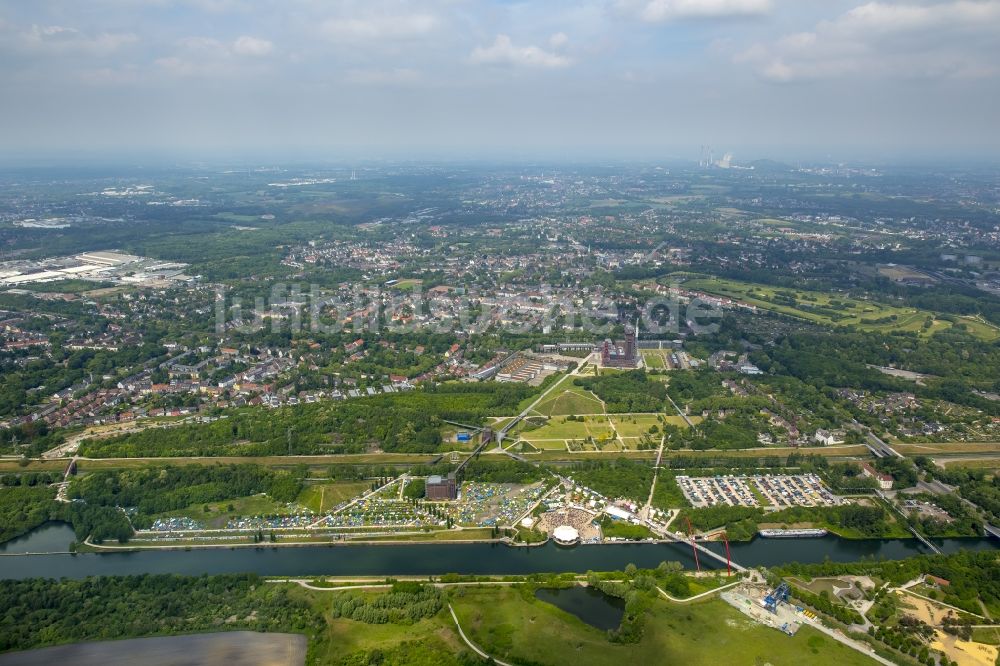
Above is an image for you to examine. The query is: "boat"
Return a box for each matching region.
[758,528,828,538]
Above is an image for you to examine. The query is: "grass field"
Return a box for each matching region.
[665,415,701,427]
[452,587,878,666]
[151,493,300,529]
[295,584,468,666]
[522,417,591,441]
[936,458,1000,471]
[298,481,370,513]
[641,350,666,369]
[522,415,614,441]
[64,453,439,470]
[610,415,663,438]
[390,278,423,291]
[0,459,67,473]
[533,385,604,417]
[683,276,1000,341]
[894,442,1000,455]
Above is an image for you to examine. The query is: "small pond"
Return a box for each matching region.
[534,585,625,632]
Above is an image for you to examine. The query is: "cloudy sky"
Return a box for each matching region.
[1,0,998,162]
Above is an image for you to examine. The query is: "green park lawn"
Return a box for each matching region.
[522,416,606,442]
[298,481,370,513]
[609,415,664,438]
[641,351,666,369]
[451,586,878,666]
[533,384,605,417]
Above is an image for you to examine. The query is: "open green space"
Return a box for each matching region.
[641,350,666,369]
[683,276,1000,341]
[609,415,664,439]
[151,493,301,529]
[533,385,604,417]
[520,415,614,443]
[452,586,877,666]
[297,481,370,513]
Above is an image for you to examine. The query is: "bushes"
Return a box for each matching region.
[568,459,653,503]
[462,459,544,484]
[329,582,444,625]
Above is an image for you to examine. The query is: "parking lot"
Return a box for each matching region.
[753,473,839,508]
[677,475,759,507]
[677,474,839,508]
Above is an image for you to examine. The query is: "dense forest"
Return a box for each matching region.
[567,459,654,503]
[0,574,320,654]
[69,464,306,535]
[0,485,62,543]
[575,371,668,413]
[79,383,534,457]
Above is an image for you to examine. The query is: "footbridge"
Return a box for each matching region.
[877,490,942,554]
[643,519,747,573]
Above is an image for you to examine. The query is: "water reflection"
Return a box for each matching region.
[535,586,625,632]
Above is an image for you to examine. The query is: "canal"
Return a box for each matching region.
[0,523,996,580]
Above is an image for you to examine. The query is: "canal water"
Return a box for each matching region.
[534,586,625,631]
[0,523,996,580]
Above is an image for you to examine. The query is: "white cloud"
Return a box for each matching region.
[469,34,572,68]
[155,35,273,76]
[736,0,1000,82]
[617,0,772,22]
[549,32,570,49]
[232,35,272,56]
[21,24,137,56]
[321,13,438,41]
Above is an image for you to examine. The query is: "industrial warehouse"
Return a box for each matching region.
[0,250,192,289]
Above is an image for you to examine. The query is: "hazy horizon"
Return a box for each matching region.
[2,0,999,163]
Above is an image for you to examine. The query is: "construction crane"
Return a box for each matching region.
[763,582,790,613]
